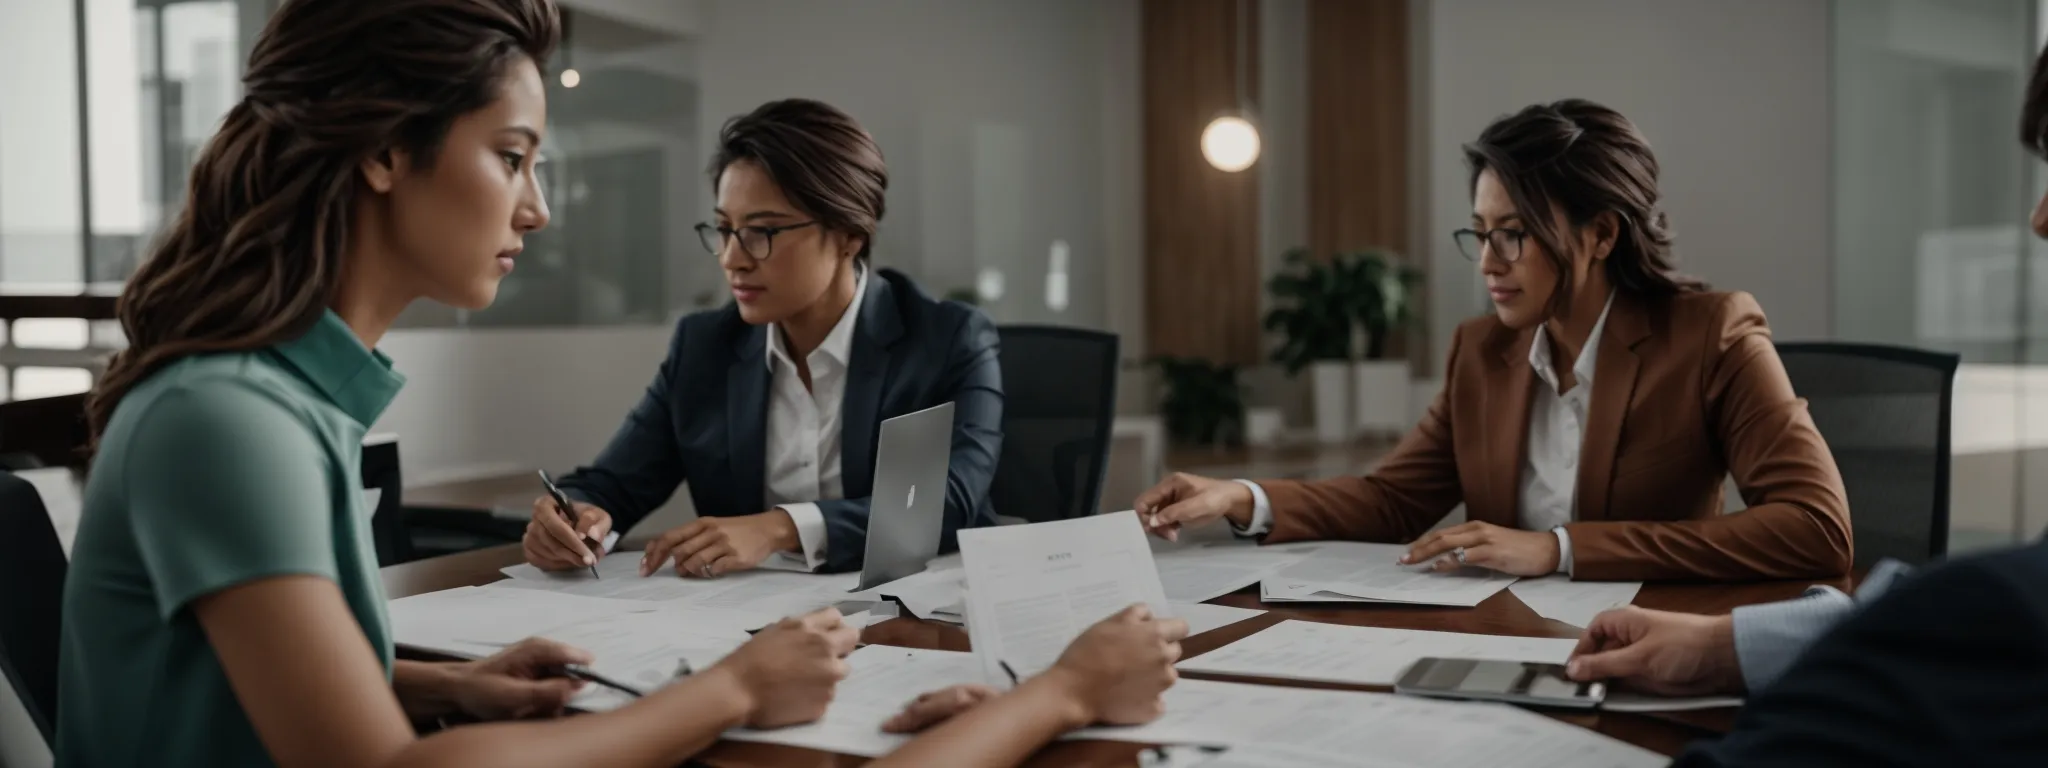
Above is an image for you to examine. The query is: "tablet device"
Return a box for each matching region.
[1394,657,1605,709]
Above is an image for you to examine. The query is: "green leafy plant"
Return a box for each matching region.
[1149,356,1245,448]
[1263,248,1424,371]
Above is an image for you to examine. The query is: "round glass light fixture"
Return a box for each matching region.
[560,68,581,88]
[1201,115,1260,172]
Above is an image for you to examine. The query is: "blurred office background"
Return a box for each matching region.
[4,0,2048,559]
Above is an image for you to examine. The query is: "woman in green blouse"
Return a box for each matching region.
[55,1,1181,767]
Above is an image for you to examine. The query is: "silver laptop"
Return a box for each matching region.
[851,401,957,592]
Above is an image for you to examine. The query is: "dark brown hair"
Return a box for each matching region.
[2023,42,2048,157]
[710,99,889,262]
[1464,99,1706,318]
[87,0,559,442]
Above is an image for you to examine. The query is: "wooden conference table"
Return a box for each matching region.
[384,545,1833,767]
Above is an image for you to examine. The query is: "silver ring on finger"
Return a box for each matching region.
[1453,546,1469,565]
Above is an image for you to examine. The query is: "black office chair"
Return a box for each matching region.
[988,326,1120,523]
[363,438,526,567]
[0,470,66,746]
[1776,342,1960,568]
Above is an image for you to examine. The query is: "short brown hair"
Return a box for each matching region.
[1464,99,1706,319]
[711,99,888,261]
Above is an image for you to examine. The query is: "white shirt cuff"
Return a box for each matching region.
[1552,526,1574,575]
[1229,480,1273,537]
[776,503,829,572]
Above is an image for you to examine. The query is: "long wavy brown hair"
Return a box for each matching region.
[1463,99,1708,320]
[86,0,559,444]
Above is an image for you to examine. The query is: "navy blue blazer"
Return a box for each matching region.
[1676,538,2048,767]
[558,268,1003,572]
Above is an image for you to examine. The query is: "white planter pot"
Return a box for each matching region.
[1244,407,1285,447]
[1309,361,1352,444]
[1353,360,1411,436]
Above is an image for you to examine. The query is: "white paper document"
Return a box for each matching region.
[1173,602,1266,637]
[1071,679,1661,768]
[387,586,651,654]
[1176,620,1576,686]
[1152,541,1322,603]
[492,552,857,617]
[957,511,1172,684]
[1262,542,1518,607]
[848,567,966,620]
[1509,576,1643,628]
[723,646,984,757]
[542,609,757,711]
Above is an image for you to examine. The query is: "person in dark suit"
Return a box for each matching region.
[522,99,1002,577]
[1667,539,2048,766]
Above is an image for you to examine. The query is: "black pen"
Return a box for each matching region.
[561,664,642,697]
[538,470,601,579]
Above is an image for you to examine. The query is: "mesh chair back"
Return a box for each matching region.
[989,326,1120,523]
[1777,342,1959,568]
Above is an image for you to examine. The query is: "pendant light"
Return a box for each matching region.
[1201,0,1261,172]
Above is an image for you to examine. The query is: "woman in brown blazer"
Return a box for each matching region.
[1136,99,1852,582]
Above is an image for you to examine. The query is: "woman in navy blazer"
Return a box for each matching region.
[522,99,1002,576]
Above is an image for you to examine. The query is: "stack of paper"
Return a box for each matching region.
[1508,576,1643,628]
[1260,542,1518,606]
[1175,620,1576,686]
[387,586,652,655]
[1069,679,1662,767]
[1152,540,1322,603]
[848,567,966,621]
[491,552,858,618]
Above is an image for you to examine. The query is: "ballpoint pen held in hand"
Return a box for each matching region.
[538,469,601,579]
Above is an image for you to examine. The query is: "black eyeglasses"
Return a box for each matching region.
[695,221,818,261]
[1452,227,1527,263]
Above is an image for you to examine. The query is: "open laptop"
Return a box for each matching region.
[849,401,957,592]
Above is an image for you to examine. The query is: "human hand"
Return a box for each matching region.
[708,608,859,728]
[452,637,592,720]
[1566,606,1743,696]
[1132,473,1254,541]
[880,684,999,733]
[640,510,800,578]
[1038,604,1189,726]
[523,497,612,571]
[1399,521,1560,576]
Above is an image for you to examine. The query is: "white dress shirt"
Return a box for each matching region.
[761,265,868,571]
[1235,293,1615,575]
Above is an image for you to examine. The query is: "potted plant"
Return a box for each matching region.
[1149,356,1245,449]
[1264,248,1357,443]
[1347,250,1424,436]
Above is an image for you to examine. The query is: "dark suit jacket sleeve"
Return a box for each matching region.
[1258,328,1467,544]
[557,321,690,534]
[812,310,1003,572]
[1674,544,2048,767]
[1569,293,1854,581]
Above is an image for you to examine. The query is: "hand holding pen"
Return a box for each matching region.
[536,470,604,578]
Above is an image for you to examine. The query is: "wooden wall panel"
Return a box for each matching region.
[1142,0,1262,365]
[1306,0,1416,362]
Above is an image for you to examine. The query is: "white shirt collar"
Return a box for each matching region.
[767,264,869,371]
[1528,290,1616,394]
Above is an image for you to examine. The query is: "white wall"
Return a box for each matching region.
[1423,0,1834,367]
[694,0,1134,333]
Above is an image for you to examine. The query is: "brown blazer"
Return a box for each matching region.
[1260,291,1853,581]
